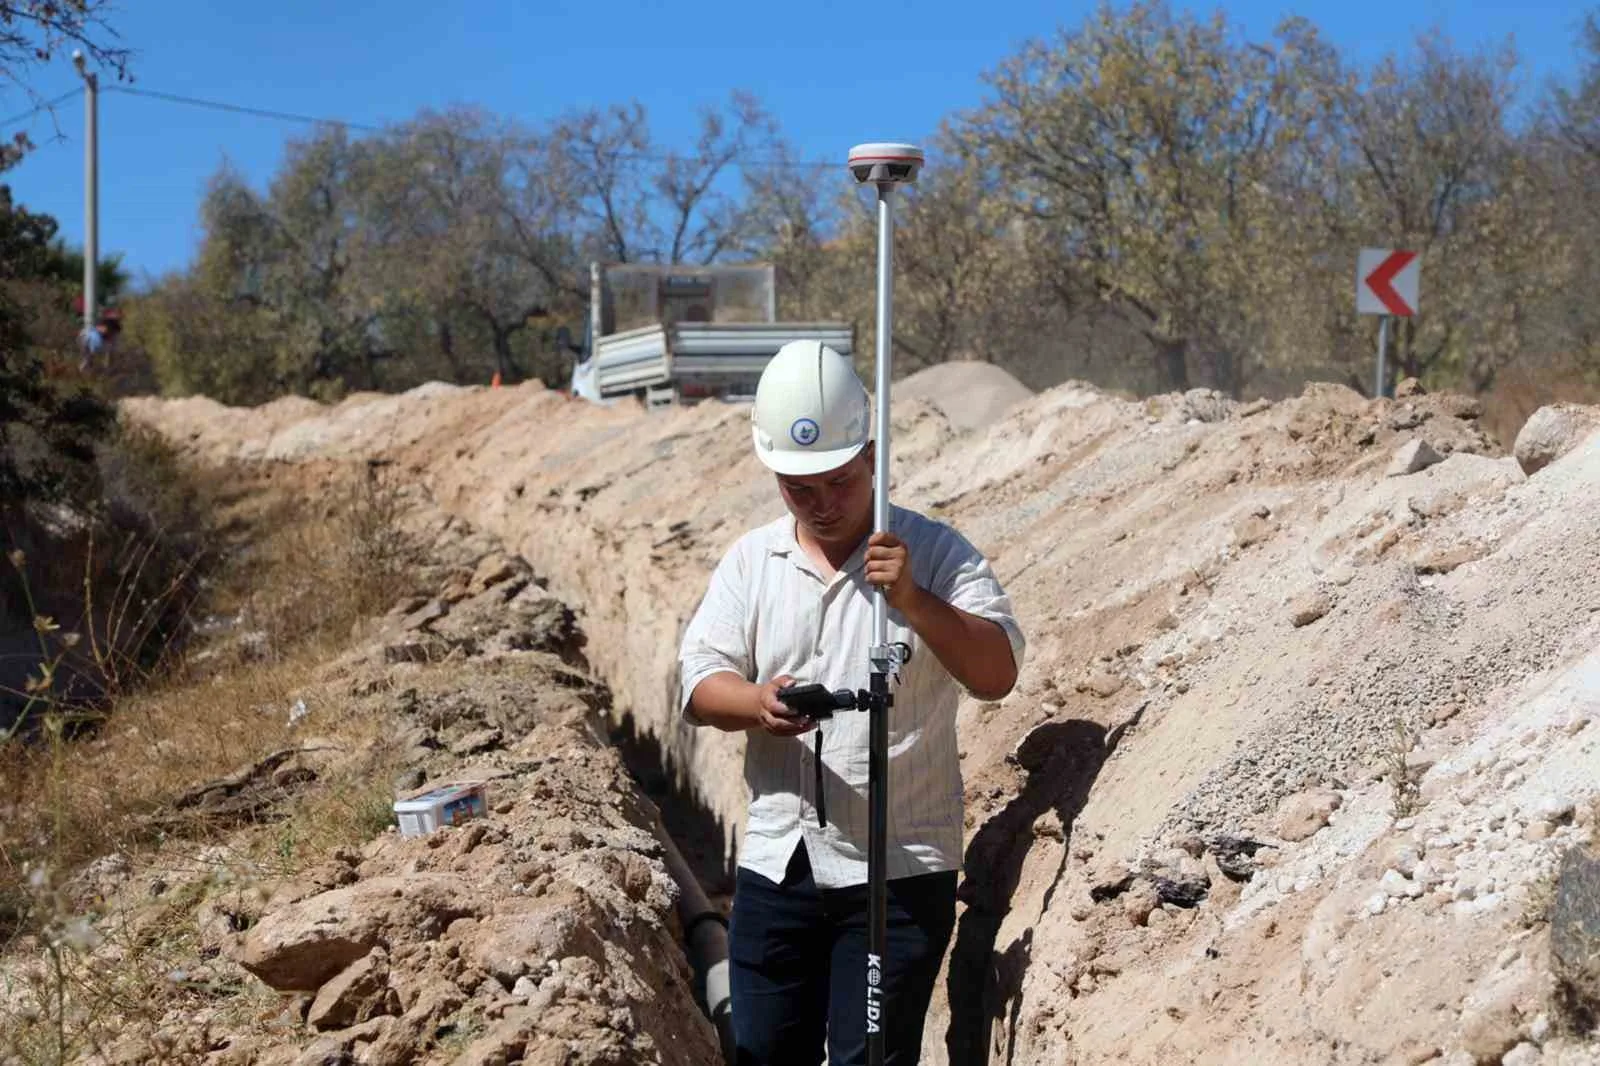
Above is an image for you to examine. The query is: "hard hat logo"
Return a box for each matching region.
[791,419,820,446]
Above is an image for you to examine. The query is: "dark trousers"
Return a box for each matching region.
[728,842,957,1066]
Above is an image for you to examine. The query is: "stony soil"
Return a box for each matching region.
[120,373,1600,1066]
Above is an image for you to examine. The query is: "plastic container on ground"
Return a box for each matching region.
[393,780,489,837]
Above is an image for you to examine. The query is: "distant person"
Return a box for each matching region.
[75,307,120,371]
[677,340,1025,1065]
[76,322,103,371]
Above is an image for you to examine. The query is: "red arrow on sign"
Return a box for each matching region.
[1364,250,1418,316]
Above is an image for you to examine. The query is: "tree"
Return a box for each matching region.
[1552,13,1600,160]
[1340,29,1520,385]
[1,1,132,167]
[0,184,113,504]
[953,0,1342,392]
[550,91,783,265]
[362,107,584,385]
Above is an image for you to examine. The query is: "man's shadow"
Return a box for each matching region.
[944,717,1114,1064]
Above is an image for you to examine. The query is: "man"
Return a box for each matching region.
[677,340,1025,1065]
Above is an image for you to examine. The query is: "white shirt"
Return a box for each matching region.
[677,504,1026,889]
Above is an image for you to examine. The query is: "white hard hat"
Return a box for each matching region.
[750,340,871,476]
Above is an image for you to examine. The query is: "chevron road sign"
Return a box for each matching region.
[1357,248,1420,317]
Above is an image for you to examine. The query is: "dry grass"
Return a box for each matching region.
[0,455,428,1064]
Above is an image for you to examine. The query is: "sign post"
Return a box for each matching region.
[1356,249,1420,398]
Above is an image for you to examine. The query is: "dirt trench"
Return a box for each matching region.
[118,378,1600,1065]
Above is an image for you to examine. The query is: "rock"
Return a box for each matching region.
[1208,835,1273,881]
[1536,795,1576,827]
[400,599,447,633]
[1381,869,1422,900]
[307,949,396,1032]
[1395,377,1426,399]
[1428,703,1462,726]
[293,1035,352,1066]
[1388,439,1444,477]
[1458,998,1520,1062]
[1324,562,1357,587]
[470,552,523,593]
[448,728,504,757]
[1287,591,1331,628]
[392,768,426,793]
[1123,881,1161,926]
[1514,403,1600,476]
[1550,844,1600,1028]
[1176,388,1234,423]
[1077,669,1125,699]
[1388,406,1426,431]
[1500,1042,1541,1066]
[1274,788,1342,842]
[1233,514,1275,549]
[1385,843,1422,878]
[1414,544,1485,575]
[237,875,479,991]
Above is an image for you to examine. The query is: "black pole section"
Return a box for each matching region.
[866,668,891,1064]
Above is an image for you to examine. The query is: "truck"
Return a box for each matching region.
[565,261,855,408]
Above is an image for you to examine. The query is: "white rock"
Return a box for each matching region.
[1365,893,1388,916]
[1529,1013,1550,1042]
[1453,880,1478,902]
[1390,845,1421,878]
[1501,1041,1542,1066]
[1387,439,1443,476]
[1484,832,1509,852]
[1413,860,1441,887]
[512,975,540,1000]
[1504,771,1526,789]
[1380,870,1416,899]
[1395,817,1417,831]
[1535,795,1575,825]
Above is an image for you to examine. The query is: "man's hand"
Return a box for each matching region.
[755,674,816,736]
[865,531,918,611]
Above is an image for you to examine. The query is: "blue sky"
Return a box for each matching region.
[1,0,1591,289]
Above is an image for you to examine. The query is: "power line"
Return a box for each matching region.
[101,84,839,170]
[108,85,389,134]
[1,87,85,130]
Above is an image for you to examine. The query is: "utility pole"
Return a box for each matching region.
[73,49,99,338]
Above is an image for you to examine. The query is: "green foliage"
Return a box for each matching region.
[0,181,122,506]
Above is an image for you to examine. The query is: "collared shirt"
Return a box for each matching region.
[677,504,1026,889]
